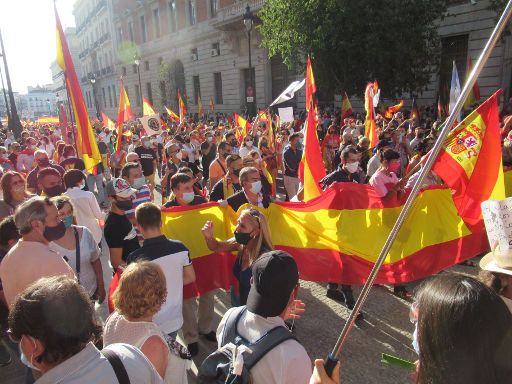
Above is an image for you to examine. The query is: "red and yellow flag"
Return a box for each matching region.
[464,57,481,109]
[198,95,204,118]
[305,55,316,112]
[56,6,101,172]
[432,90,504,224]
[384,100,404,119]
[143,97,156,116]
[209,96,215,113]
[341,92,353,120]
[178,90,187,123]
[411,98,420,121]
[299,57,325,201]
[165,106,180,123]
[115,80,134,154]
[101,112,116,130]
[364,82,379,148]
[234,113,251,144]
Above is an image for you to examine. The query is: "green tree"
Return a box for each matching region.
[258,0,448,98]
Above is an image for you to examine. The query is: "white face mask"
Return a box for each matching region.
[207,137,213,142]
[246,140,253,147]
[250,180,262,194]
[78,182,86,190]
[132,176,146,189]
[175,151,183,161]
[345,161,359,174]
[1,153,8,159]
[182,191,194,203]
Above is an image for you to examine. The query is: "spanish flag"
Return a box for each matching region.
[299,57,325,201]
[55,6,101,172]
[178,90,187,123]
[209,96,215,113]
[198,95,204,118]
[234,113,251,144]
[384,100,404,120]
[364,82,379,148]
[341,92,353,120]
[101,112,116,130]
[165,106,180,123]
[432,90,504,225]
[143,97,156,116]
[411,98,420,121]
[464,57,481,110]
[115,80,134,154]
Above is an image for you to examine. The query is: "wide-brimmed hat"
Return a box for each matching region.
[480,245,512,276]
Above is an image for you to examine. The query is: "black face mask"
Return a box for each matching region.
[44,184,64,198]
[37,158,50,168]
[43,221,66,241]
[234,231,251,245]
[115,199,133,211]
[233,168,242,177]
[222,152,231,159]
[231,140,238,147]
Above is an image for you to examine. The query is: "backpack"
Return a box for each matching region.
[198,306,296,384]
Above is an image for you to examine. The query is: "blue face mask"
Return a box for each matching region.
[412,324,420,355]
[19,336,40,372]
[63,215,73,228]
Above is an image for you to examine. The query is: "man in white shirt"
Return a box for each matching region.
[216,250,312,384]
[366,139,392,179]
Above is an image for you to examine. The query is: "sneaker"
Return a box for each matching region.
[200,331,217,343]
[326,289,346,304]
[187,342,199,357]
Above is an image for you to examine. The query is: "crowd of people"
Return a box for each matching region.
[0,99,511,383]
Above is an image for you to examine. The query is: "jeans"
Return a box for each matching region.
[87,173,106,205]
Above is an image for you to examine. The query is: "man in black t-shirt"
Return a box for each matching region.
[134,136,158,190]
[200,132,216,182]
[104,178,140,271]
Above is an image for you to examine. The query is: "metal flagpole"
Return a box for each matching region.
[324,0,512,374]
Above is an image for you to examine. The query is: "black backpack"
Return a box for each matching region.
[198,306,296,384]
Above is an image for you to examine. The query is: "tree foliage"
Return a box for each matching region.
[258,0,448,98]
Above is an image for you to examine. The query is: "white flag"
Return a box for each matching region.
[449,61,462,115]
[270,79,306,106]
[139,114,162,136]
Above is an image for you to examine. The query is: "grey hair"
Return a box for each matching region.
[239,166,259,184]
[14,197,48,235]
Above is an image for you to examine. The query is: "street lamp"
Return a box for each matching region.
[134,54,143,115]
[243,5,255,117]
[89,73,100,119]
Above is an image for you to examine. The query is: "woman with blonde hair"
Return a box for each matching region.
[201,207,274,305]
[104,261,190,384]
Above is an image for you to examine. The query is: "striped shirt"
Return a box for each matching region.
[126,184,152,220]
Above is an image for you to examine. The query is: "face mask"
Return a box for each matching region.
[175,152,183,161]
[250,180,262,194]
[44,184,64,198]
[345,161,359,174]
[246,140,253,147]
[19,337,40,372]
[412,324,420,355]
[43,221,66,241]
[222,152,230,159]
[1,154,7,159]
[234,231,252,245]
[132,176,146,189]
[256,131,262,136]
[156,136,164,143]
[233,168,241,177]
[63,215,73,228]
[181,191,195,203]
[30,145,36,151]
[37,158,50,167]
[13,184,25,193]
[207,137,213,142]
[388,162,400,173]
[115,199,133,211]
[79,182,86,190]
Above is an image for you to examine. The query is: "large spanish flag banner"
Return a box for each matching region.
[115,80,134,154]
[432,90,504,225]
[299,56,326,201]
[55,6,101,172]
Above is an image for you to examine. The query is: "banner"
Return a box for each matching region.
[139,114,163,136]
[37,116,60,124]
[278,107,294,123]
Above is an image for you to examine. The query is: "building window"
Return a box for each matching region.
[135,85,141,106]
[147,82,153,105]
[168,1,177,32]
[145,60,150,71]
[108,86,113,108]
[193,75,200,104]
[214,72,223,104]
[159,81,167,105]
[153,8,161,38]
[140,15,147,43]
[122,66,127,76]
[210,0,218,17]
[113,85,118,107]
[116,26,123,42]
[188,1,196,26]
[158,57,164,66]
[102,88,106,109]
[128,21,134,43]
[212,42,220,55]
[439,34,468,107]
[133,64,138,74]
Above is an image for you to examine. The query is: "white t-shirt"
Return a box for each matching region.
[239,145,259,158]
[49,226,100,296]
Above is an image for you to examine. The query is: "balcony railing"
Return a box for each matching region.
[213,0,265,30]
